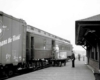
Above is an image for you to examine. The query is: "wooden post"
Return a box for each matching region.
[86,46,90,65]
[97,43,100,69]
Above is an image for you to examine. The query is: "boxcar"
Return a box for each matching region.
[0,11,26,76]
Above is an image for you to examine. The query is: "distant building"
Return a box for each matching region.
[73,50,86,60]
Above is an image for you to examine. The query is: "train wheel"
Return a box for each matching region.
[59,62,62,67]
[52,61,54,66]
[64,62,66,66]
[7,69,14,77]
[0,71,7,78]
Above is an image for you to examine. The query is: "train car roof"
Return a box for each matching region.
[0,11,71,45]
[0,11,26,23]
[27,25,71,44]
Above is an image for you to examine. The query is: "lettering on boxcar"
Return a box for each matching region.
[13,35,20,41]
[19,56,22,61]
[14,56,18,62]
[23,58,25,61]
[0,25,7,37]
[2,25,7,29]
[12,50,18,62]
[8,38,12,43]
[3,40,7,45]
[0,34,21,47]
[6,54,11,62]
[0,28,2,34]
[0,28,2,37]
[0,40,7,46]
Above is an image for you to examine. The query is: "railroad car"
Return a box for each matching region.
[0,11,26,77]
[0,11,72,77]
[27,25,72,67]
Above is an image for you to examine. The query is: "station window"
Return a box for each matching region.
[95,44,98,61]
[44,32,46,34]
[38,30,41,33]
[55,36,57,38]
[31,27,34,30]
[28,26,31,29]
[91,52,94,59]
[95,52,98,61]
[93,44,98,61]
[48,33,50,36]
[90,51,91,58]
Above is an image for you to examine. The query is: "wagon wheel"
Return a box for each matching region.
[64,62,66,66]
[59,62,62,67]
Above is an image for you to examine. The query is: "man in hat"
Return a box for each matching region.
[71,51,75,68]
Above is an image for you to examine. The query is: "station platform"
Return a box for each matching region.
[7,59,95,80]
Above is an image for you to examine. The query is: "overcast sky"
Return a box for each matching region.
[0,0,100,51]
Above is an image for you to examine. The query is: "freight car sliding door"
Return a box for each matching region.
[26,32,29,61]
[52,40,55,59]
[26,32,34,61]
[0,16,2,64]
[31,37,34,60]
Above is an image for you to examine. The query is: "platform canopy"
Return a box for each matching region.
[75,14,100,46]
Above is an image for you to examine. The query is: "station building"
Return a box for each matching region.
[75,14,100,73]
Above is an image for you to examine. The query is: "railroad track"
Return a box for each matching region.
[0,66,50,80]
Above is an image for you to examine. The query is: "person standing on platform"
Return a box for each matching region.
[83,55,85,61]
[71,51,75,68]
[78,54,81,61]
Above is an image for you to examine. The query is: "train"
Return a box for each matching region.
[0,11,73,77]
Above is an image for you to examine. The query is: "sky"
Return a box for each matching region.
[0,0,100,51]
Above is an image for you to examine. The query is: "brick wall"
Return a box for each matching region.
[89,58,99,73]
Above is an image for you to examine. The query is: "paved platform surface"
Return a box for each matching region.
[7,59,95,80]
